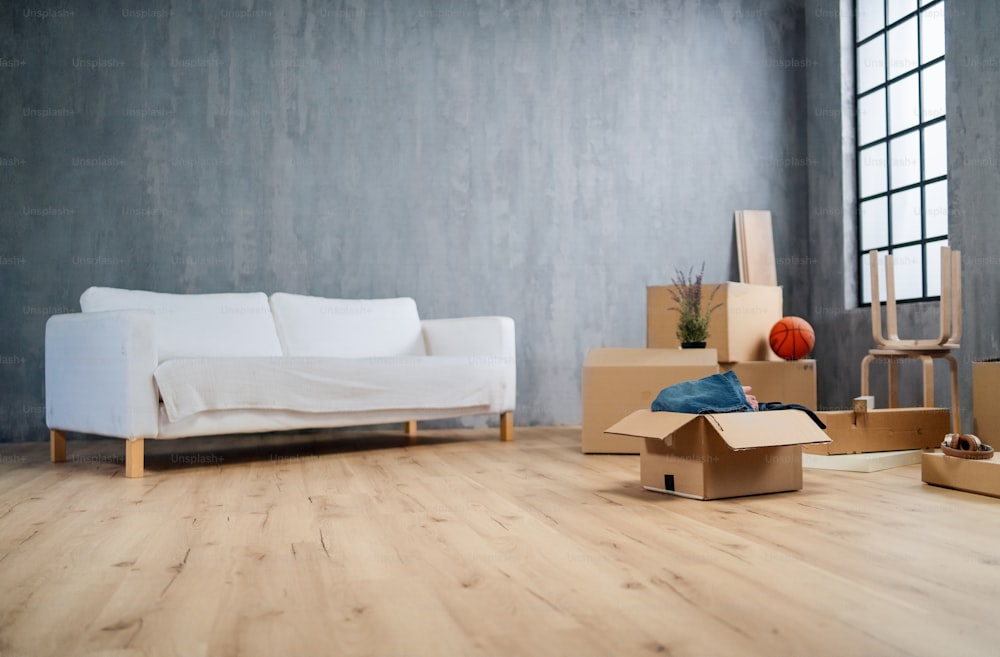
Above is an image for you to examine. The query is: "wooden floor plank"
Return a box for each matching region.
[2,428,1000,656]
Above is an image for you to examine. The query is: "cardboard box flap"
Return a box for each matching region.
[604,410,698,440]
[710,410,831,449]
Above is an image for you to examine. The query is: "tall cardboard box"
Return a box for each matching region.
[805,407,949,455]
[604,409,831,500]
[581,348,718,454]
[721,360,817,408]
[647,283,783,363]
[972,361,1000,446]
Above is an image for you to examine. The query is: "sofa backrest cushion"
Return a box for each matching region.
[79,287,283,362]
[269,293,427,358]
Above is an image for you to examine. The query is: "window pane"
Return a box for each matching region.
[887,17,919,79]
[889,132,921,188]
[888,74,920,133]
[924,121,947,179]
[861,197,889,250]
[922,62,946,120]
[925,180,948,237]
[921,5,946,62]
[858,0,885,41]
[891,188,922,243]
[858,37,886,93]
[892,244,924,300]
[925,240,950,296]
[888,0,917,24]
[861,143,888,197]
[859,89,887,145]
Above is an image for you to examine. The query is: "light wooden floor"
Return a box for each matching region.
[2,426,999,657]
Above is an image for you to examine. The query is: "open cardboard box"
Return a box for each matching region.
[647,282,783,363]
[922,450,1000,499]
[605,409,831,500]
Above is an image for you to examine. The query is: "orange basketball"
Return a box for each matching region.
[769,316,815,360]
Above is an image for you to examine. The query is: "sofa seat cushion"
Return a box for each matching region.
[80,287,283,362]
[154,357,507,422]
[269,293,427,358]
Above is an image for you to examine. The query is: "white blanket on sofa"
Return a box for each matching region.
[154,357,506,422]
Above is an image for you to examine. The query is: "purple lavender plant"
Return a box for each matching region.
[666,263,723,344]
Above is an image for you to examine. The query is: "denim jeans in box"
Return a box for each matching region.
[651,369,826,429]
[651,370,753,414]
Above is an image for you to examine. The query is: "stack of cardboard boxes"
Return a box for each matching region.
[583,282,818,456]
[582,282,830,500]
[580,281,999,501]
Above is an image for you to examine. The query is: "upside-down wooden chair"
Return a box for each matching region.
[860,246,962,434]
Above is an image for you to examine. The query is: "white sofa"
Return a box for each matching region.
[45,287,516,477]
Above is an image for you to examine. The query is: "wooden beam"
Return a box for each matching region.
[125,439,144,478]
[50,429,66,463]
[500,411,514,442]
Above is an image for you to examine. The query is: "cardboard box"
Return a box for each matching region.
[582,348,718,454]
[604,409,831,500]
[647,282,783,363]
[973,361,1000,446]
[721,360,817,408]
[922,450,1000,499]
[805,407,949,455]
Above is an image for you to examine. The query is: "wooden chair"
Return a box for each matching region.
[860,246,962,434]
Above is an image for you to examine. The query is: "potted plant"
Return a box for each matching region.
[667,263,722,348]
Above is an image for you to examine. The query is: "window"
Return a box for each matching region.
[855,0,947,303]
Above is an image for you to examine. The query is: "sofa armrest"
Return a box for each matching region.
[421,316,516,411]
[45,310,160,439]
[421,316,515,358]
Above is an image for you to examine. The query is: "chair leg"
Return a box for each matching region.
[946,354,961,435]
[125,439,145,478]
[50,429,66,463]
[860,354,874,398]
[920,356,935,407]
[887,358,899,408]
[500,411,514,442]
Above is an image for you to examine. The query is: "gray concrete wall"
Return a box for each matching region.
[804,0,859,414]
[805,0,1000,432]
[0,0,810,441]
[948,0,1000,427]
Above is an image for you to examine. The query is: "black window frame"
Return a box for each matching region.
[855,0,948,306]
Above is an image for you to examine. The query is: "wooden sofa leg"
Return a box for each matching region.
[50,429,67,463]
[125,439,145,478]
[405,420,417,436]
[500,411,514,442]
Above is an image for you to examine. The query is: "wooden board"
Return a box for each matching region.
[735,210,778,286]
